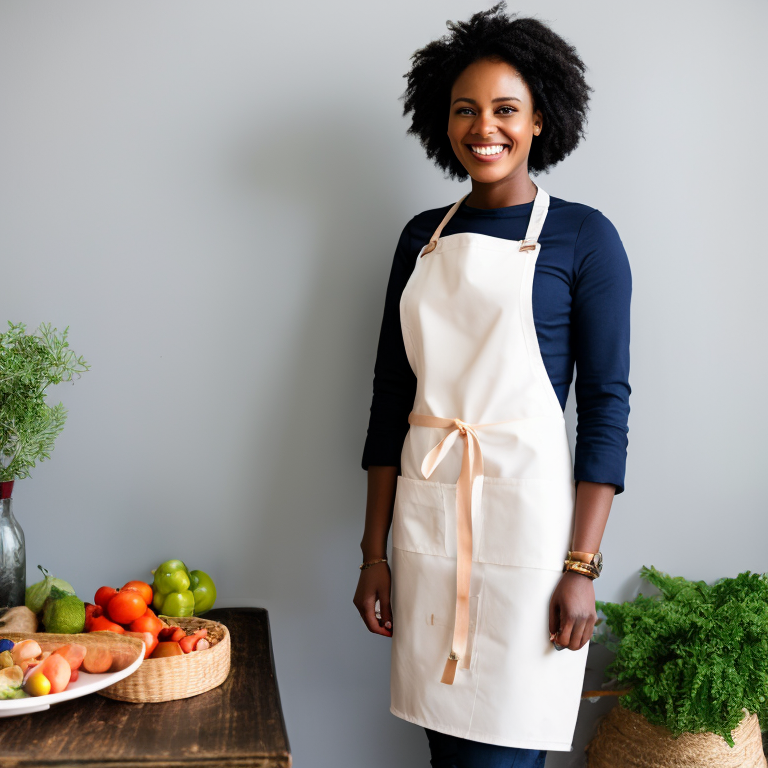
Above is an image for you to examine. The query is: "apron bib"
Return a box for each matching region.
[389,185,589,751]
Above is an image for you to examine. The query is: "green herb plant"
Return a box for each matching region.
[0,322,89,481]
[592,565,768,747]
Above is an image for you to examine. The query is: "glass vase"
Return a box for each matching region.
[0,481,26,609]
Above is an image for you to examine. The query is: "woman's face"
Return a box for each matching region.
[447,57,542,183]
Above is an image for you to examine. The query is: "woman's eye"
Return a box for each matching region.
[455,106,517,116]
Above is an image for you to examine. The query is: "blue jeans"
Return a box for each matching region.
[425,728,547,768]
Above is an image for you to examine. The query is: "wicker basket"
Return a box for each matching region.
[586,703,767,768]
[98,616,230,703]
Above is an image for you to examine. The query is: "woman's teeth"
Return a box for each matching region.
[470,144,507,155]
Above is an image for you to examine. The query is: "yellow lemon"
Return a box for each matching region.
[24,671,51,697]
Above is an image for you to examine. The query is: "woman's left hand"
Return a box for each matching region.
[548,571,597,651]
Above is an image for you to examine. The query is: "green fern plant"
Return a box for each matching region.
[592,565,768,747]
[0,322,89,481]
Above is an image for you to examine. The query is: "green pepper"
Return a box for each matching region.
[189,570,217,615]
[151,559,195,617]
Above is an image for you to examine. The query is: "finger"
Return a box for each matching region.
[579,615,596,649]
[358,598,391,637]
[549,596,559,638]
[568,617,587,650]
[556,614,575,648]
[379,591,393,632]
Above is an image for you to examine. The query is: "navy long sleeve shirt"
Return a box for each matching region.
[361,193,632,494]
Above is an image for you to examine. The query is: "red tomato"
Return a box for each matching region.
[89,615,125,634]
[106,590,147,625]
[125,631,158,657]
[121,580,153,606]
[129,612,164,636]
[94,586,118,610]
[84,603,103,632]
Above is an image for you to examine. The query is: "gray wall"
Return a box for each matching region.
[2,1,766,766]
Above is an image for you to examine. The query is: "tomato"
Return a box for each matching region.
[121,580,153,606]
[107,590,147,625]
[89,615,125,634]
[125,631,158,657]
[129,611,164,636]
[84,603,103,632]
[94,586,118,610]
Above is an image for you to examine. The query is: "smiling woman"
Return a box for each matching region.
[354,3,632,766]
[401,3,590,184]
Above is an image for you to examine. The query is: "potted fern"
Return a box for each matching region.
[0,322,89,608]
[585,565,768,767]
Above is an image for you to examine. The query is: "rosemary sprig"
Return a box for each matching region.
[0,321,89,481]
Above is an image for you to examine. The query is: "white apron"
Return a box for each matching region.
[389,185,589,751]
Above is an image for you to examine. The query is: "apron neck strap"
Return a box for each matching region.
[421,194,470,255]
[422,185,550,256]
[520,185,550,250]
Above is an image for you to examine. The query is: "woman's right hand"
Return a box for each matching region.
[353,561,393,638]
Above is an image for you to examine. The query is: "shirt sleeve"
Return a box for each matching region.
[572,210,632,494]
[361,220,418,471]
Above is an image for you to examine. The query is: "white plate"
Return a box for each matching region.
[0,645,146,717]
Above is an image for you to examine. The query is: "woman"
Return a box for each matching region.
[353,4,631,766]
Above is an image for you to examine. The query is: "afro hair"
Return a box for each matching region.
[400,2,593,178]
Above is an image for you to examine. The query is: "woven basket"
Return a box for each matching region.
[98,616,230,703]
[586,703,767,768]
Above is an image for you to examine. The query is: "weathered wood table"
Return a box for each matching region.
[0,607,292,767]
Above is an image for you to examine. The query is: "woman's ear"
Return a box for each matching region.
[533,109,543,136]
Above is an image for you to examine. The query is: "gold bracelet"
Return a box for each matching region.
[568,550,603,574]
[568,549,597,563]
[360,557,388,570]
[563,559,599,579]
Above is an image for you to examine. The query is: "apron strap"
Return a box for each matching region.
[421,194,471,256]
[519,185,550,251]
[421,186,551,256]
[408,411,539,684]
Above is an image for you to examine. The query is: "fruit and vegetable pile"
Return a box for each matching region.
[0,558,219,700]
[0,637,132,700]
[24,559,216,630]
[85,578,211,660]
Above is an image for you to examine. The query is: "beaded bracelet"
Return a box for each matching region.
[359,557,388,570]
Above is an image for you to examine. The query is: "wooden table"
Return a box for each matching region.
[0,607,292,767]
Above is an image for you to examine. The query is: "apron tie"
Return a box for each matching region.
[407,411,516,685]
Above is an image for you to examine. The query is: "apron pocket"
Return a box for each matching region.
[426,592,483,673]
[392,475,446,557]
[476,476,575,571]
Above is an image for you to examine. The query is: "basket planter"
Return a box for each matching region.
[586,703,767,768]
[98,616,230,703]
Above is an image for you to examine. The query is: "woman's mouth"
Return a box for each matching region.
[467,144,510,163]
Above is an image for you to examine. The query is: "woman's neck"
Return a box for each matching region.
[464,174,537,209]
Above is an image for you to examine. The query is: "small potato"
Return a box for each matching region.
[82,647,112,674]
[11,639,41,664]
